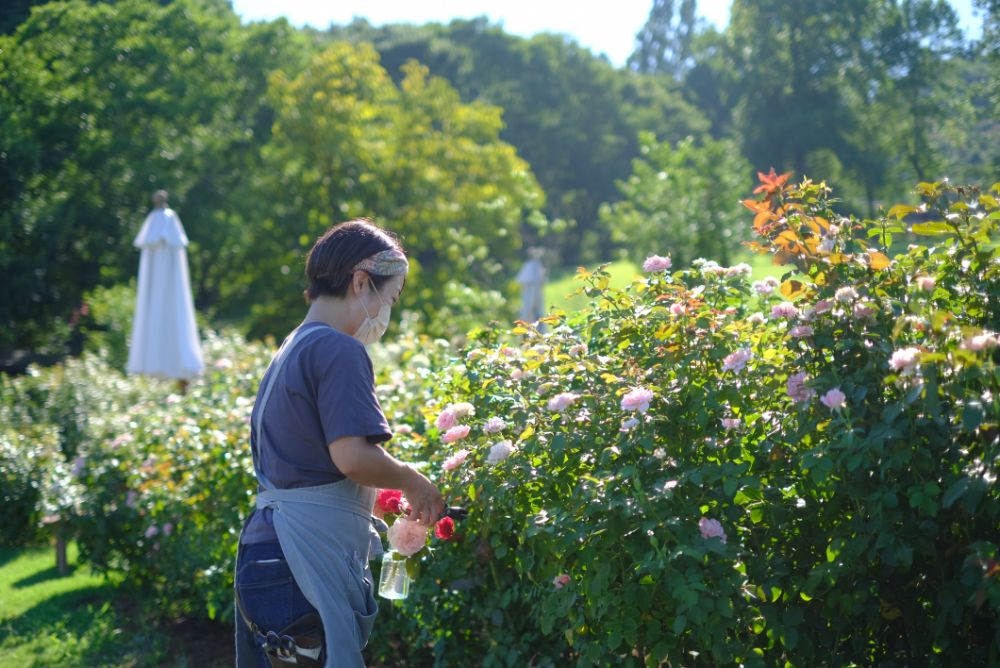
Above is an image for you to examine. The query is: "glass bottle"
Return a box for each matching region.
[377,550,410,600]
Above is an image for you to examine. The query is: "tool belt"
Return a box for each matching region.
[236,588,324,667]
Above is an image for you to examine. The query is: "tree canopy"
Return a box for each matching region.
[1,0,994,354]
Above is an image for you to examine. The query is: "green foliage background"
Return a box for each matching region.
[4,0,995,354]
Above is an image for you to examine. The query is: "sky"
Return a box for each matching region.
[229,0,984,68]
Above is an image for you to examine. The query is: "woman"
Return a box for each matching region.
[235,220,444,668]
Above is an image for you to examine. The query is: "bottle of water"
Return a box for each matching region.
[377,550,410,600]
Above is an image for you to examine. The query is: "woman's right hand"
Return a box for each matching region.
[402,467,445,527]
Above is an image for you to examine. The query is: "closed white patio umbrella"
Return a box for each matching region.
[516,248,547,323]
[126,190,204,383]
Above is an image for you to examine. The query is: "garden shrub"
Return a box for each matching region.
[78,282,137,372]
[374,177,1000,666]
[61,328,453,621]
[0,428,49,546]
[0,349,166,547]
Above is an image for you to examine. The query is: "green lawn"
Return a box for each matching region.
[544,252,787,313]
[0,542,231,667]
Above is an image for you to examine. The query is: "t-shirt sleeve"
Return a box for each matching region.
[313,337,392,445]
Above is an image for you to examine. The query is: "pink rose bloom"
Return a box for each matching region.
[962,333,999,351]
[443,449,470,471]
[568,343,588,357]
[436,408,457,431]
[747,312,766,325]
[620,417,640,432]
[442,425,471,443]
[162,522,173,536]
[125,490,139,509]
[621,387,655,413]
[752,277,780,295]
[916,276,936,291]
[770,302,800,319]
[393,424,414,435]
[387,518,429,556]
[852,302,875,320]
[722,348,753,373]
[889,347,921,372]
[835,286,859,302]
[483,417,506,434]
[813,299,833,315]
[820,388,847,411]
[486,440,514,464]
[786,372,815,403]
[725,263,752,277]
[145,525,159,539]
[552,573,571,588]
[670,302,686,316]
[789,325,814,338]
[699,517,726,543]
[500,346,518,358]
[643,255,672,272]
[721,418,741,430]
[547,392,580,412]
[511,369,527,381]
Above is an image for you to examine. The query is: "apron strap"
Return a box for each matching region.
[252,324,328,491]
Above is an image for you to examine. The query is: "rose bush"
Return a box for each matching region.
[372,177,1000,666]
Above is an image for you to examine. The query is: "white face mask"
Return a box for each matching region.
[353,279,391,346]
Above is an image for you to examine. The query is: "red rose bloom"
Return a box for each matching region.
[434,516,455,541]
[376,489,403,515]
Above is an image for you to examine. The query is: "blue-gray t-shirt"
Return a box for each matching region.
[241,322,391,544]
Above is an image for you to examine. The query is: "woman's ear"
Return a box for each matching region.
[351,270,369,297]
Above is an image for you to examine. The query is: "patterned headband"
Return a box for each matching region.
[352,248,409,276]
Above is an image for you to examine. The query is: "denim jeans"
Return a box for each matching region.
[234,540,319,668]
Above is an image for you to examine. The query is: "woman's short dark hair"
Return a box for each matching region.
[304,219,404,302]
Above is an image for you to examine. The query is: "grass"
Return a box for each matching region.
[545,259,640,313]
[0,542,232,667]
[544,252,788,313]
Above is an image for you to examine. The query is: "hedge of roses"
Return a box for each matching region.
[2,177,998,666]
[0,326,452,621]
[0,344,172,547]
[371,177,1000,667]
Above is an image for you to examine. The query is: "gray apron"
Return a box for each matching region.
[247,325,382,668]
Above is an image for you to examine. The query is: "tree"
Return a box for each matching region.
[628,0,699,79]
[601,133,751,268]
[0,0,310,352]
[727,0,873,180]
[868,1,963,183]
[237,43,545,338]
[327,18,709,265]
